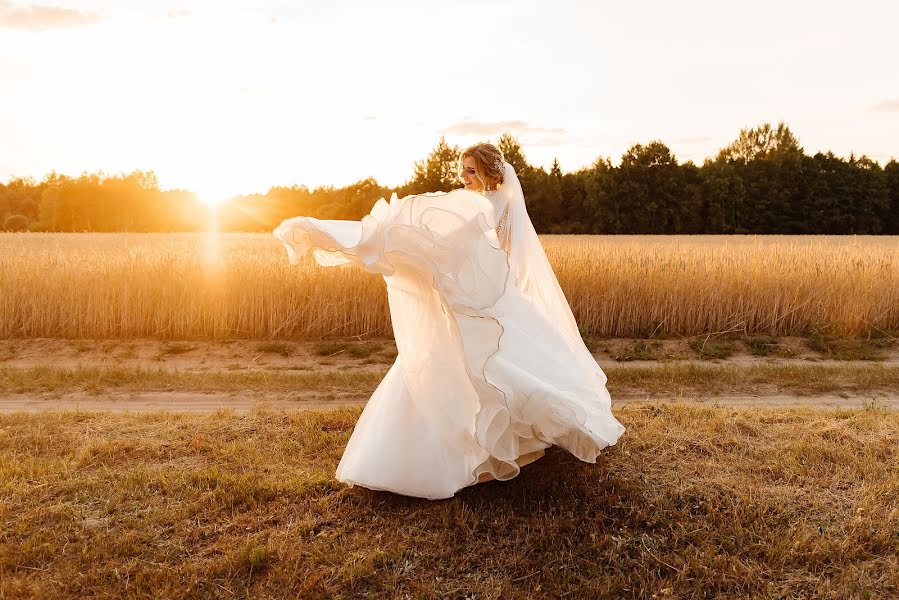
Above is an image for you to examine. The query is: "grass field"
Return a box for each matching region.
[1,233,896,340]
[2,233,897,597]
[1,404,896,598]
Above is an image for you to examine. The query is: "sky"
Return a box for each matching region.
[1,0,898,202]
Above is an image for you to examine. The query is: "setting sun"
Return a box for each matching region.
[200,194,229,207]
[194,181,234,208]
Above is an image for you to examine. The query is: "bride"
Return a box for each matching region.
[273,142,625,500]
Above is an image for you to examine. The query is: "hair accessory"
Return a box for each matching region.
[494,158,504,173]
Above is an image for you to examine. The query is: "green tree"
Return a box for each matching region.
[717,121,803,162]
[3,214,30,231]
[497,132,531,174]
[550,157,562,178]
[714,123,806,233]
[884,160,899,233]
[845,154,890,234]
[583,156,620,233]
[401,136,461,195]
[700,158,747,233]
[0,176,43,224]
[7,125,897,235]
[615,141,686,233]
[533,168,564,232]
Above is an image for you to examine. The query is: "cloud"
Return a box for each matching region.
[868,99,899,113]
[0,1,101,30]
[440,119,567,140]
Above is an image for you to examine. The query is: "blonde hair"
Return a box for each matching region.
[459,142,505,190]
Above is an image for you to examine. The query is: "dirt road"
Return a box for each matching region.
[2,337,896,413]
[2,390,895,414]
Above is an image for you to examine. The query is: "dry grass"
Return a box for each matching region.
[2,363,899,398]
[1,233,897,340]
[0,404,896,598]
[607,362,899,397]
[0,364,384,395]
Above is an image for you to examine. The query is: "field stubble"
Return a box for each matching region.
[0,404,896,598]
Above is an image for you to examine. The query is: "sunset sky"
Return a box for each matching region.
[2,0,897,202]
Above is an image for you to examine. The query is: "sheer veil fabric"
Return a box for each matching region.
[273,161,625,500]
[489,162,598,355]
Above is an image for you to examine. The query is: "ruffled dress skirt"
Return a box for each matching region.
[274,189,625,500]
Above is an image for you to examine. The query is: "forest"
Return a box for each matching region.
[2,122,897,235]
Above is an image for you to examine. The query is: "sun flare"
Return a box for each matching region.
[194,181,235,208]
[200,194,229,207]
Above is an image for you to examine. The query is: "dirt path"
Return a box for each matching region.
[3,337,898,373]
[2,336,897,414]
[2,391,895,414]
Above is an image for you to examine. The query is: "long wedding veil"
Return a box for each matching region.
[493,162,585,351]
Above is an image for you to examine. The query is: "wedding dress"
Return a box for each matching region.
[273,161,625,500]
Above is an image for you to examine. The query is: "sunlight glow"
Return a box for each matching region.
[200,194,229,207]
[195,180,235,208]
[1,2,897,190]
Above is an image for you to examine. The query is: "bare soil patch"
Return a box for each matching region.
[2,337,897,413]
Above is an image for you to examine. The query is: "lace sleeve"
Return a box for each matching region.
[495,202,511,252]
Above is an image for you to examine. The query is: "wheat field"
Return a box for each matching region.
[0,233,896,340]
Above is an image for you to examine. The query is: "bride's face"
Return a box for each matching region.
[460,156,487,192]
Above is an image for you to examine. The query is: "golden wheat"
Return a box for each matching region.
[0,233,896,339]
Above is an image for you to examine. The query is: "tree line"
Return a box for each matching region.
[2,122,897,234]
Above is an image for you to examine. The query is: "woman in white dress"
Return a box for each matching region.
[273,143,625,500]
